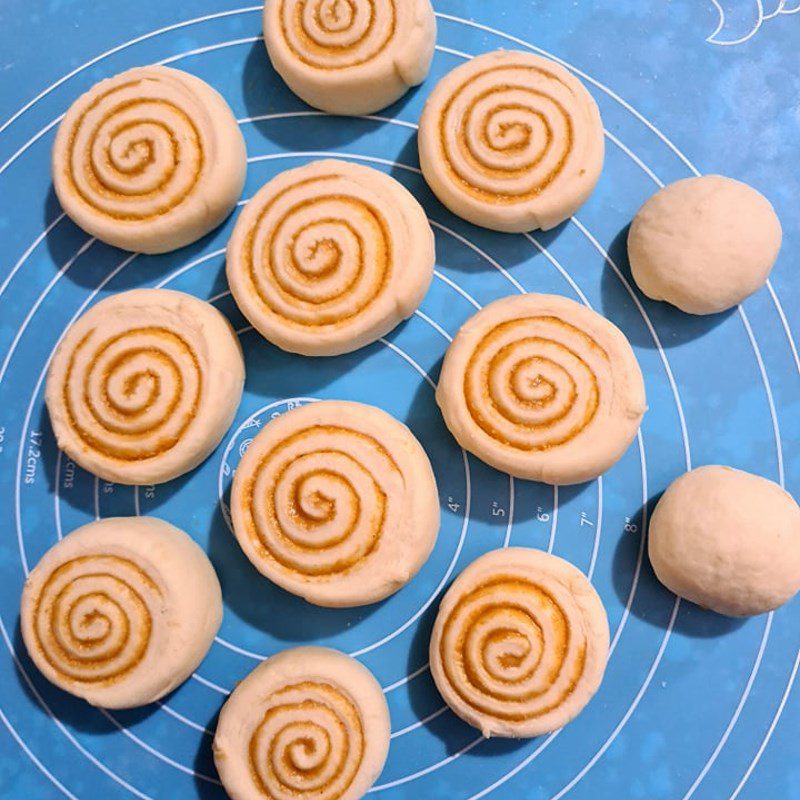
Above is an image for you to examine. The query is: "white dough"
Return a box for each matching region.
[214,646,389,800]
[52,65,246,254]
[20,517,222,709]
[226,159,435,356]
[45,289,245,485]
[628,176,782,315]
[230,400,439,607]
[430,547,609,738]
[436,294,646,485]
[418,50,605,233]
[648,466,800,617]
[263,0,436,115]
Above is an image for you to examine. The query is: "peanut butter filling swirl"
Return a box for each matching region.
[248,681,365,800]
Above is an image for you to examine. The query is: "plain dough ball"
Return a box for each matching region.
[430,547,609,738]
[436,293,646,485]
[214,646,389,800]
[52,65,246,254]
[20,517,222,708]
[230,400,439,606]
[263,0,436,115]
[226,159,435,356]
[45,288,245,485]
[649,466,800,616]
[418,50,605,232]
[628,176,782,314]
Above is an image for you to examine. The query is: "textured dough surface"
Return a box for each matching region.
[649,466,800,616]
[20,516,222,708]
[418,50,604,233]
[226,159,435,356]
[263,0,436,115]
[430,547,609,738]
[45,288,245,485]
[52,65,246,254]
[230,400,439,606]
[214,646,389,800]
[436,293,646,484]
[628,175,782,315]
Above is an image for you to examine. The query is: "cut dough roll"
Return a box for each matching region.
[52,65,246,254]
[628,175,782,314]
[436,294,646,485]
[45,289,245,485]
[214,647,389,800]
[230,400,439,607]
[418,50,605,232]
[226,159,435,356]
[263,0,436,115]
[649,466,800,616]
[430,547,609,738]
[20,517,222,709]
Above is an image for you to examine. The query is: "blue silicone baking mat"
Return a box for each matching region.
[1,1,799,798]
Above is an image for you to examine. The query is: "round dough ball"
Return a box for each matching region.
[263,0,436,115]
[226,159,435,356]
[20,516,222,708]
[418,50,605,233]
[52,65,246,254]
[45,288,245,485]
[214,646,389,800]
[628,176,782,315]
[230,400,439,607]
[436,293,646,485]
[648,466,800,616]
[430,547,609,738]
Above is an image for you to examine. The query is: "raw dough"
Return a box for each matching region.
[436,294,646,485]
[45,289,245,485]
[628,175,782,314]
[52,65,246,254]
[430,547,609,738]
[263,0,436,115]
[226,159,435,356]
[214,646,389,800]
[20,516,222,708]
[648,465,800,616]
[230,400,439,607]
[418,50,604,233]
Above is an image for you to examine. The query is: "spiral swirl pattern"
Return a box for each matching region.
[277,0,396,69]
[240,424,397,576]
[436,294,646,484]
[227,161,434,356]
[430,548,609,737]
[46,289,245,485]
[52,66,246,253]
[249,681,364,800]
[419,51,604,232]
[230,401,439,606]
[62,326,201,462]
[214,647,389,800]
[464,315,607,451]
[31,555,158,684]
[20,517,223,708]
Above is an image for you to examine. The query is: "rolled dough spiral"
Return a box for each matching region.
[418,50,605,232]
[52,65,246,253]
[20,516,222,708]
[226,159,435,356]
[430,547,609,738]
[263,0,436,115]
[230,400,439,607]
[45,289,245,485]
[436,294,646,485]
[213,646,390,800]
